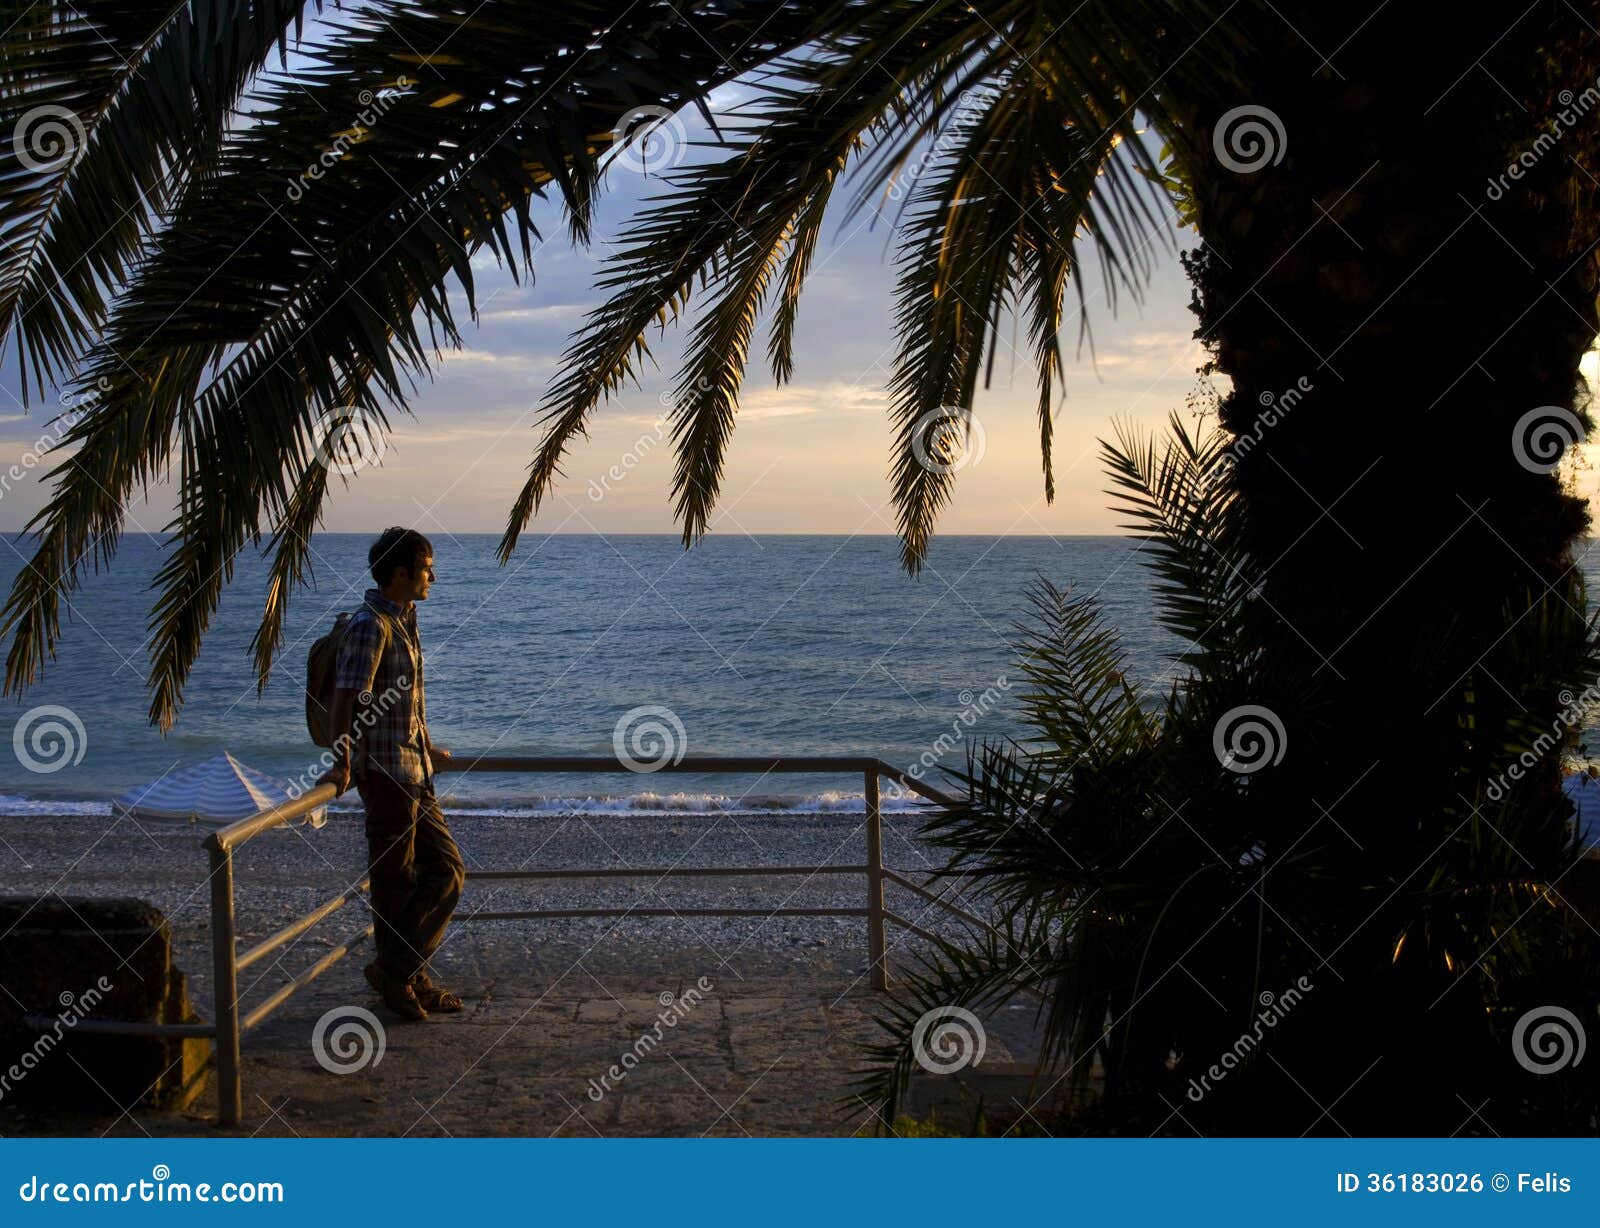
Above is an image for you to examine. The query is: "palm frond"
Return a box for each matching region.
[507,0,1247,571]
[842,914,1056,1133]
[0,0,314,402]
[1100,412,1250,675]
[497,13,973,560]
[0,0,1250,722]
[1012,577,1157,767]
[0,0,825,726]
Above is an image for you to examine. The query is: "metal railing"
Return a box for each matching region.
[189,754,964,1124]
[40,754,1600,1123]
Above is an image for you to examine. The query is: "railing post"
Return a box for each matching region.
[865,768,888,991]
[208,838,242,1126]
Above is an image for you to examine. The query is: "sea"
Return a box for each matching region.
[0,532,1595,836]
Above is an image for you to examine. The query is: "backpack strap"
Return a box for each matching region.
[361,599,396,659]
[354,601,401,703]
[346,605,398,775]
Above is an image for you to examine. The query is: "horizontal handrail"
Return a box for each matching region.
[455,754,883,774]
[236,879,369,972]
[240,926,374,1034]
[466,864,869,879]
[21,1015,216,1039]
[460,907,869,921]
[207,755,956,854]
[881,868,998,935]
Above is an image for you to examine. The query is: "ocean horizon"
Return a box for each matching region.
[2,532,1598,832]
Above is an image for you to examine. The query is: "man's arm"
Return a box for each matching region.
[318,687,362,795]
[318,614,382,796]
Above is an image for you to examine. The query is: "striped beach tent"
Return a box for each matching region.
[113,752,326,829]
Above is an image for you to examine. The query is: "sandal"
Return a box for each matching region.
[410,969,465,1013]
[364,961,428,1022]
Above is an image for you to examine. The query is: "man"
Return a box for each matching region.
[320,527,466,1021]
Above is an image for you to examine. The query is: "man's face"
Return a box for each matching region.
[402,553,435,602]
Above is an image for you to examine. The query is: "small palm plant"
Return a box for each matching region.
[850,415,1600,1136]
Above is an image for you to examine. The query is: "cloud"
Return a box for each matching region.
[480,304,581,323]
[1069,330,1205,380]
[0,441,75,466]
[389,425,523,446]
[437,348,554,372]
[736,381,890,420]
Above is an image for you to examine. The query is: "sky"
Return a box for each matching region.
[0,69,1218,542]
[0,63,1592,543]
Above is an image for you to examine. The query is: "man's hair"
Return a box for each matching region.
[369,527,433,587]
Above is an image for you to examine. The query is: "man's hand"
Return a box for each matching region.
[318,759,352,797]
[429,745,455,770]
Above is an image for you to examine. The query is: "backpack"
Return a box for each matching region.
[305,604,391,747]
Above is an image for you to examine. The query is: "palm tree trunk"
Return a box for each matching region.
[1181,7,1600,1129]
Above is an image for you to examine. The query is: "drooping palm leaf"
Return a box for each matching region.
[506,0,1248,571]
[496,8,981,560]
[0,0,315,402]
[0,0,1248,722]
[885,99,1139,571]
[0,0,826,726]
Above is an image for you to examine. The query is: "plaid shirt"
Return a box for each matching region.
[334,588,432,785]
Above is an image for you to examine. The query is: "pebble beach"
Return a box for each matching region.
[0,806,980,1007]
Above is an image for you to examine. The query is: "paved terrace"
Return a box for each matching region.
[4,928,1049,1137]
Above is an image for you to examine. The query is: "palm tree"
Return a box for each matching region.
[845,419,1600,1134]
[1161,10,1600,1131]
